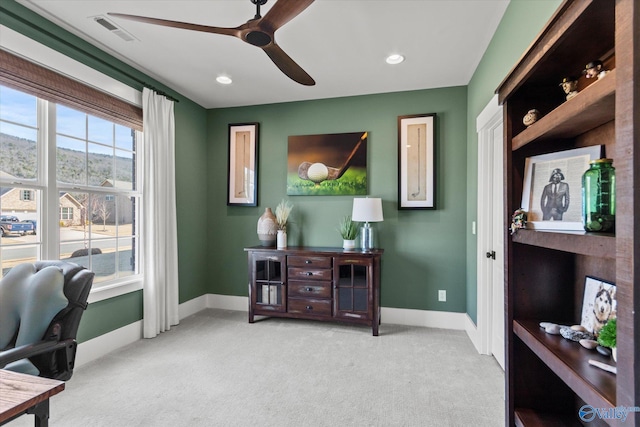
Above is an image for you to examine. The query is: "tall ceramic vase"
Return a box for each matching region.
[257,208,277,246]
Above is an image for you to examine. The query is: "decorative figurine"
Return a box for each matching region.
[559,76,579,100]
[583,60,609,80]
[510,208,527,235]
[522,109,540,127]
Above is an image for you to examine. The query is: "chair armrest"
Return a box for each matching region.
[0,339,71,368]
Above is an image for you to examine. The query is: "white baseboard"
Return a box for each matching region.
[380,306,466,330]
[76,319,142,368]
[179,294,208,319]
[464,314,482,353]
[207,294,248,311]
[76,293,479,368]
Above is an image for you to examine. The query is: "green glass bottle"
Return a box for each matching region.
[582,158,615,232]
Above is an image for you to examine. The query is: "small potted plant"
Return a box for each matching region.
[275,199,293,249]
[338,215,359,249]
[597,318,616,362]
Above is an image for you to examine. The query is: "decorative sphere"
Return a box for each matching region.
[307,163,329,183]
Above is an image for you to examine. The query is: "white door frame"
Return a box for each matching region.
[476,94,503,359]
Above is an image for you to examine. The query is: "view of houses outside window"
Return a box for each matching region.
[0,85,141,286]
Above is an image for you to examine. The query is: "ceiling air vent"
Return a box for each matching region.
[93,16,136,42]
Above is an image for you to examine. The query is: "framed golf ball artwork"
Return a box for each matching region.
[287,131,368,196]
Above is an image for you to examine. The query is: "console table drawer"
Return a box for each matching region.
[288,298,332,316]
[288,267,332,281]
[288,256,332,269]
[289,281,332,298]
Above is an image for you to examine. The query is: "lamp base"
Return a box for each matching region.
[360,223,375,250]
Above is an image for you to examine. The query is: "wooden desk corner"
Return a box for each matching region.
[0,369,65,427]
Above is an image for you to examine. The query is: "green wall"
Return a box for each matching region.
[2,0,566,340]
[0,1,209,341]
[207,87,469,312]
[464,0,562,323]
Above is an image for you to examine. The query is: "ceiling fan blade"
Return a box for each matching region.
[108,13,239,37]
[260,0,315,32]
[263,43,315,86]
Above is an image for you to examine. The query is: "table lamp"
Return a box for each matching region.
[352,197,384,250]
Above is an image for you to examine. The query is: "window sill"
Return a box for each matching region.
[88,276,143,304]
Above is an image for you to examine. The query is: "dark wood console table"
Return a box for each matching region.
[245,246,383,335]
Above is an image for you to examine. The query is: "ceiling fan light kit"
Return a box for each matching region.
[109,0,316,86]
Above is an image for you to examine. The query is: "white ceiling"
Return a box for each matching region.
[16,0,509,109]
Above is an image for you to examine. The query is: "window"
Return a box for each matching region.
[0,84,142,289]
[60,207,74,220]
[20,190,33,201]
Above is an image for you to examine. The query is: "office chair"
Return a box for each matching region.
[0,261,94,380]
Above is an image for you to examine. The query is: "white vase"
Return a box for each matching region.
[277,230,287,249]
[343,239,356,250]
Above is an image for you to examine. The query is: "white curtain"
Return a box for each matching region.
[142,87,179,338]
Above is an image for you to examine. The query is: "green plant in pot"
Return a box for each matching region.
[338,215,359,249]
[597,318,616,362]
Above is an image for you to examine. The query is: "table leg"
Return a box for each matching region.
[27,399,49,427]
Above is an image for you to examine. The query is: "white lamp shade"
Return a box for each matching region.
[352,198,384,222]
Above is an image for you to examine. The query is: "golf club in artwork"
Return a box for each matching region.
[287,131,368,195]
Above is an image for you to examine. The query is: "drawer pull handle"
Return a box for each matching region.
[306,272,313,276]
[305,260,312,264]
[306,305,313,310]
[306,287,313,292]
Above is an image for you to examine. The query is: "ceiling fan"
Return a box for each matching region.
[109,0,315,86]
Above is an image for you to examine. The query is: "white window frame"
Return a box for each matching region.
[1,25,143,303]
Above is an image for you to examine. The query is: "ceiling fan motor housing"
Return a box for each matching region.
[246,31,272,47]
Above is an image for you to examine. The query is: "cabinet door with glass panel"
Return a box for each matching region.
[333,256,372,321]
[249,253,286,317]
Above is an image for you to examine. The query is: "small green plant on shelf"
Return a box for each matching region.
[597,318,616,348]
[338,215,359,240]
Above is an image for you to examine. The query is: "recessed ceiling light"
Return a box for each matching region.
[216,75,232,85]
[386,54,405,65]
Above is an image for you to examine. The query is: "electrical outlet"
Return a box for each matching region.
[438,290,446,302]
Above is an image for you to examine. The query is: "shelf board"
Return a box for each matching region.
[515,408,580,427]
[514,320,616,410]
[512,229,615,259]
[513,68,616,150]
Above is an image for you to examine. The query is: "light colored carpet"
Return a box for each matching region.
[11,309,505,426]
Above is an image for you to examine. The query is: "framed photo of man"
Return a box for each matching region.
[521,145,602,230]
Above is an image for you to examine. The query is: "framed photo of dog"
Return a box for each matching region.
[580,276,616,335]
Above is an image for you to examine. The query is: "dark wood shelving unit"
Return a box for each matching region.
[512,69,616,150]
[497,0,639,425]
[512,229,615,260]
[514,321,616,409]
[515,408,582,427]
